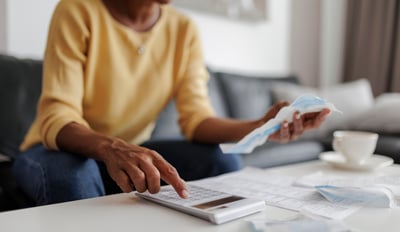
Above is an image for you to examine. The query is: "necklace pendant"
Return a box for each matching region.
[137,45,145,55]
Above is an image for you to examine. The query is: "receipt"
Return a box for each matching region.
[315,185,396,208]
[220,94,339,154]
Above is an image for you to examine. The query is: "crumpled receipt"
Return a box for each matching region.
[220,94,340,154]
[315,185,397,208]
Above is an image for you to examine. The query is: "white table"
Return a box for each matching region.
[1,160,400,232]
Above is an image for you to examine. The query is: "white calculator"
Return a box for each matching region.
[135,184,265,224]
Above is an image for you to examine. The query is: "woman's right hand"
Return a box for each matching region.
[56,122,188,198]
[99,138,188,198]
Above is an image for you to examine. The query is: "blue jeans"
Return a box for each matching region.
[13,140,241,205]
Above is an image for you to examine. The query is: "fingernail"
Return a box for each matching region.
[182,189,189,198]
[296,112,301,120]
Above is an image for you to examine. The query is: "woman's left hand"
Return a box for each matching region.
[268,109,331,143]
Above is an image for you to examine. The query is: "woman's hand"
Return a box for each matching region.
[260,102,331,143]
[56,122,188,198]
[100,138,188,198]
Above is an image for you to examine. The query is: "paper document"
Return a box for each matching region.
[191,167,358,219]
[247,214,352,232]
[220,94,340,154]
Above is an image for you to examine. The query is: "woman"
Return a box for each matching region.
[13,0,330,205]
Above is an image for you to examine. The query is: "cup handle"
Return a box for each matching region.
[332,138,343,155]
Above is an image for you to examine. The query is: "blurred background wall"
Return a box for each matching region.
[0,0,346,87]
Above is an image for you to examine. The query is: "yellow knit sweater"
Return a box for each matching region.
[20,0,214,151]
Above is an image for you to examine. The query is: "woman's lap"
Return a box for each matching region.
[13,140,241,205]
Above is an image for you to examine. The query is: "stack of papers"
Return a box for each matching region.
[192,168,358,219]
[191,167,400,220]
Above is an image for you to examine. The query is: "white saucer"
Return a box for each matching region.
[319,151,394,171]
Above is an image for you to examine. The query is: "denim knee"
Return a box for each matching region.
[141,140,242,180]
[13,145,105,205]
[208,145,242,174]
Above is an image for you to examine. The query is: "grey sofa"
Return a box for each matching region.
[1,54,399,211]
[150,71,325,168]
[0,54,322,211]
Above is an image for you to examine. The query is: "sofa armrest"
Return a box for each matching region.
[0,55,43,159]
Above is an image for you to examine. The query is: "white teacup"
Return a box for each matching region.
[332,130,378,164]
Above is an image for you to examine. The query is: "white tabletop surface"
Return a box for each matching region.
[1,160,400,232]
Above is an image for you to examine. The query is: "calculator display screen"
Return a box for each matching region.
[192,196,244,209]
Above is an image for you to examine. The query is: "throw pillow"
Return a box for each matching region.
[270,79,374,139]
[350,93,400,134]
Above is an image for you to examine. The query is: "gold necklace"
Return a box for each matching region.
[137,45,145,55]
[135,5,161,56]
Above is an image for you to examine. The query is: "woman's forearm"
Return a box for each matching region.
[55,122,113,162]
[192,102,290,144]
[192,117,261,144]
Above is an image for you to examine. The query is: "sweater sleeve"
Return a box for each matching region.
[38,0,91,150]
[175,20,216,140]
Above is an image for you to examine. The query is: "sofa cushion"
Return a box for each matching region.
[216,72,299,119]
[150,100,183,140]
[241,140,324,168]
[151,69,228,140]
[349,93,400,134]
[0,55,42,158]
[375,135,400,163]
[270,79,374,139]
[207,70,229,118]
